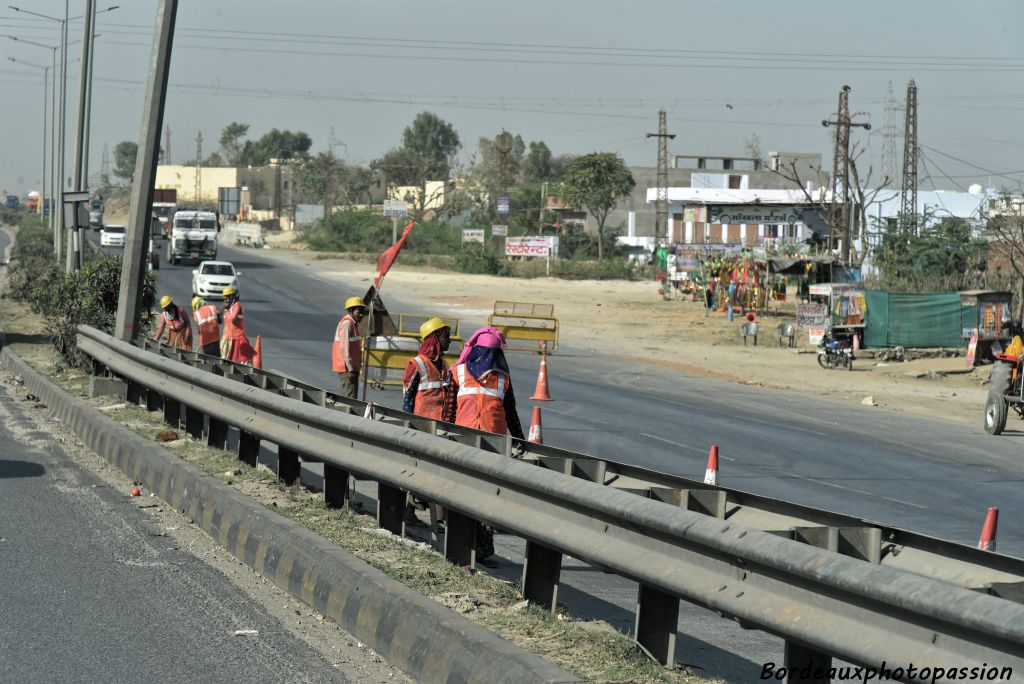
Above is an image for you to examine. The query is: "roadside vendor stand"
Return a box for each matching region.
[806,282,865,347]
[959,290,1013,365]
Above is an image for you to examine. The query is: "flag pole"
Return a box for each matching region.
[360,290,375,402]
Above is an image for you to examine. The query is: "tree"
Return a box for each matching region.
[986,193,1024,316]
[237,128,313,166]
[872,214,987,292]
[219,121,250,166]
[293,151,348,217]
[400,112,461,180]
[558,153,635,260]
[113,141,138,182]
[522,141,554,182]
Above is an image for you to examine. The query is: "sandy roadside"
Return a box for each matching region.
[231,232,992,428]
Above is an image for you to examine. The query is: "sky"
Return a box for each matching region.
[2,0,1024,197]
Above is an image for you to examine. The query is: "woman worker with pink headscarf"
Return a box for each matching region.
[441,325,525,568]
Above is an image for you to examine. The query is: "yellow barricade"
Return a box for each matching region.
[487,301,559,353]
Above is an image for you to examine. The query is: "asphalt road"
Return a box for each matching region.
[93,232,1024,680]
[0,369,351,682]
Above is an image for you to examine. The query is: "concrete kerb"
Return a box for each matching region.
[0,349,580,684]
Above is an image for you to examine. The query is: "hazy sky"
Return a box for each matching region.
[2,0,1023,196]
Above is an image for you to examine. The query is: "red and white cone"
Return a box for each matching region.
[979,506,999,552]
[704,444,719,485]
[528,406,543,444]
[531,353,553,401]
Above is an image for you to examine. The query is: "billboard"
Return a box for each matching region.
[461,228,485,244]
[505,236,558,258]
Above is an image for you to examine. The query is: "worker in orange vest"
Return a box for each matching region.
[401,317,452,526]
[154,295,193,351]
[220,286,255,363]
[191,296,222,356]
[332,296,365,398]
[441,325,524,567]
[402,317,451,418]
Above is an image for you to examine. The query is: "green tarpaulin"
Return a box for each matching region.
[864,291,971,348]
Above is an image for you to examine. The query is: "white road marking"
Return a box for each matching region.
[794,475,927,510]
[640,432,736,461]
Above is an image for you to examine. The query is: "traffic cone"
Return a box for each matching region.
[252,335,263,370]
[528,406,543,444]
[979,506,999,551]
[531,353,554,401]
[703,445,719,485]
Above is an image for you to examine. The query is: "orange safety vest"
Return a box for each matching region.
[162,306,189,332]
[408,354,447,420]
[331,314,362,373]
[222,301,246,341]
[193,304,220,347]
[453,363,509,434]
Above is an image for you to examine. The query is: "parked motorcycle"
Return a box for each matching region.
[817,330,854,370]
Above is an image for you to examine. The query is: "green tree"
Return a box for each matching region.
[237,128,313,166]
[558,153,635,260]
[872,214,988,291]
[522,141,554,181]
[219,121,250,165]
[113,140,138,182]
[294,151,348,217]
[400,111,461,180]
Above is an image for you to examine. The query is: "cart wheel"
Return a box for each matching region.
[985,392,1008,435]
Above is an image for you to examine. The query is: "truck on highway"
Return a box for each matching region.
[4,194,19,209]
[152,188,177,238]
[167,209,218,265]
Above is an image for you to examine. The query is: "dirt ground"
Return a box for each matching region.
[254,230,992,427]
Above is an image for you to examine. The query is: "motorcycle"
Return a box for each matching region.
[817,330,854,370]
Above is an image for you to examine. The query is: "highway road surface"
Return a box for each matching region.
[91,231,1024,680]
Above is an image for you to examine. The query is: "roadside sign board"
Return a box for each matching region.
[383,199,408,217]
[462,228,485,244]
[796,303,828,329]
[496,197,510,215]
[505,236,558,258]
[491,224,508,236]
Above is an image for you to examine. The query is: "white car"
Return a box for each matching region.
[100,224,126,247]
[191,260,240,299]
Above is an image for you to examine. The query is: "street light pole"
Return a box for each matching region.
[71,0,96,271]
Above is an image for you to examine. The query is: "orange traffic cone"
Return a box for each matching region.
[531,353,553,401]
[703,444,719,486]
[979,506,999,551]
[252,335,263,370]
[528,406,543,444]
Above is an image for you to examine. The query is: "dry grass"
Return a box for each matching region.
[0,261,717,684]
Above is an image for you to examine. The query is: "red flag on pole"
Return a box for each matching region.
[374,220,415,290]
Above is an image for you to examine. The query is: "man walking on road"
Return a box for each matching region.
[332,296,365,399]
[154,295,193,351]
[192,296,222,357]
[220,286,255,364]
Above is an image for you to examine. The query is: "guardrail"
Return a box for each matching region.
[132,333,1024,606]
[79,326,1024,675]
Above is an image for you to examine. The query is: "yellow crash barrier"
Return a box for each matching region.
[487,301,559,353]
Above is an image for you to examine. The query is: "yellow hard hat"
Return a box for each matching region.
[222,285,238,297]
[419,317,449,340]
[191,296,203,310]
[344,296,366,310]
[160,295,173,308]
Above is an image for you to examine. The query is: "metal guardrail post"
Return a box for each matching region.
[237,431,260,468]
[377,484,405,535]
[783,640,831,683]
[635,584,679,668]
[323,463,351,509]
[146,387,163,412]
[126,379,145,405]
[184,405,204,439]
[444,510,477,567]
[163,396,181,428]
[277,447,301,485]
[521,541,562,612]
[207,416,228,450]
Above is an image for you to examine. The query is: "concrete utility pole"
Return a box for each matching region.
[495,130,513,223]
[115,0,177,342]
[646,110,675,246]
[70,0,96,272]
[900,80,919,234]
[822,86,870,265]
[164,125,171,164]
[194,130,202,202]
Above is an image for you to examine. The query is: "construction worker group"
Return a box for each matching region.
[153,287,257,365]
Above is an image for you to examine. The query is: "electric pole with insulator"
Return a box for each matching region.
[822,86,870,265]
[646,111,675,246]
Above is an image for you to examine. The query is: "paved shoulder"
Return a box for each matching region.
[0,376,382,683]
